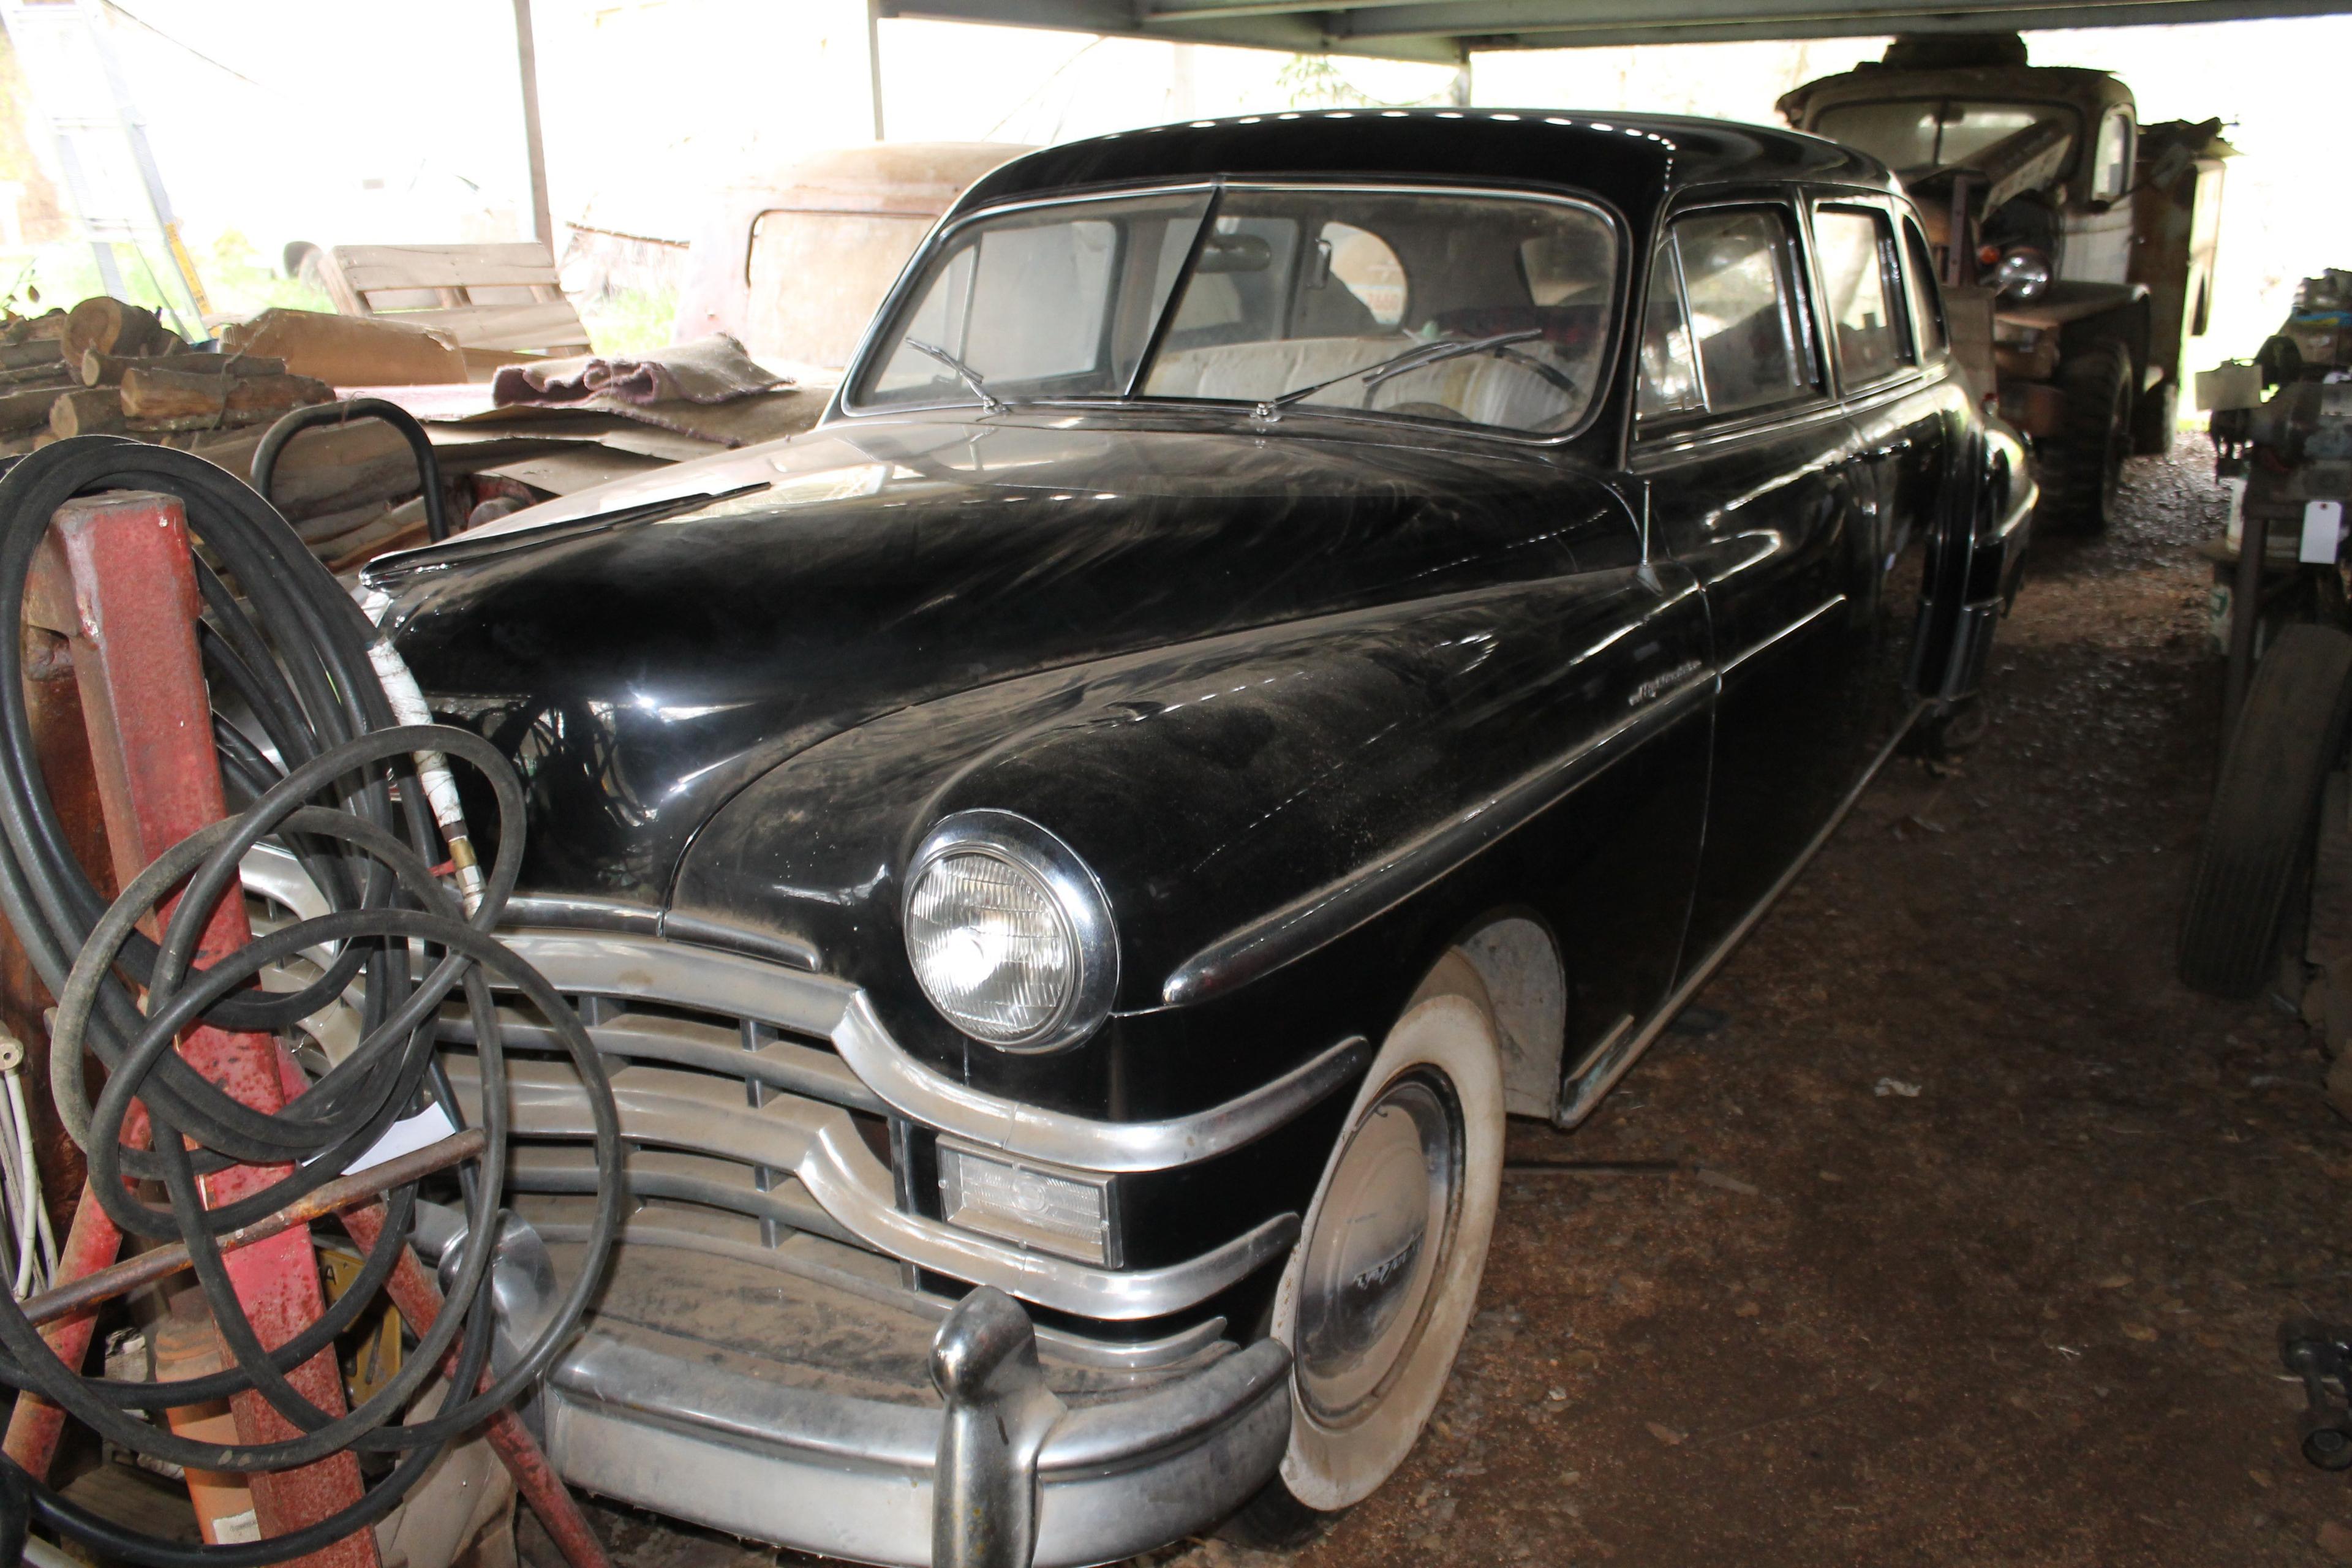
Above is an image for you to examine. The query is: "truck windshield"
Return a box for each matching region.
[852,184,1619,435]
[1814,99,2076,174]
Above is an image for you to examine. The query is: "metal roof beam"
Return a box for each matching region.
[886,0,2352,58]
[1329,0,2352,38]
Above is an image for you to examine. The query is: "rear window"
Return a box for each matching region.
[1813,206,1910,385]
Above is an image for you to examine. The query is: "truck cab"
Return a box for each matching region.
[1781,33,2227,533]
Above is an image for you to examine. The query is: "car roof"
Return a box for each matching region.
[951,108,1901,233]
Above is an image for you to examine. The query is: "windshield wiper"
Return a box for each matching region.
[1254,329,1546,421]
[907,337,1008,414]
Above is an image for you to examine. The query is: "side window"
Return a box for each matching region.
[2093,108,2134,202]
[1901,219,1948,360]
[1814,206,1910,386]
[1637,241,1701,419]
[1673,208,1813,415]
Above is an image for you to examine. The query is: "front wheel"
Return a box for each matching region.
[2037,342,2135,535]
[1237,952,1506,1534]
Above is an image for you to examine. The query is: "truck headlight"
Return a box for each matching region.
[1990,247,2052,301]
[902,810,1118,1051]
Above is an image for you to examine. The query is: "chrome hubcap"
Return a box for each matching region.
[1295,1074,1461,1424]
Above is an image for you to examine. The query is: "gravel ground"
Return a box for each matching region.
[567,448,2352,1568]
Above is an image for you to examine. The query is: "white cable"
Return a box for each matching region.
[7,1065,51,1289]
[0,1061,30,1296]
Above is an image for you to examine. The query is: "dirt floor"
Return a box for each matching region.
[571,447,2352,1568]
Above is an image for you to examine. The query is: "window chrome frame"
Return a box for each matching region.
[835,176,1632,448]
[1631,195,1832,448]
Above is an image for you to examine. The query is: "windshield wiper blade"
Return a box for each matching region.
[1257,328,1546,419]
[907,337,1008,414]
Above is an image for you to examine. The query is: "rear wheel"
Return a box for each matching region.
[2133,377,2179,458]
[2037,342,2135,535]
[2180,624,2352,998]
[1229,952,1506,1538]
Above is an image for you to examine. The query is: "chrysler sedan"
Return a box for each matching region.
[350,108,2032,1568]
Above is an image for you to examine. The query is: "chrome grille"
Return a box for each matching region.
[437,985,897,1264]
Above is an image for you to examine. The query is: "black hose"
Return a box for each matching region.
[0,437,620,1564]
[252,398,451,544]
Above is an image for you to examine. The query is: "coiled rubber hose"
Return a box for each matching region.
[0,437,620,1566]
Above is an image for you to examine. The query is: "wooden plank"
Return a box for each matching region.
[362,300,588,353]
[330,243,562,295]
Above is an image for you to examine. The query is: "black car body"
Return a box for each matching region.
[347,109,2032,1567]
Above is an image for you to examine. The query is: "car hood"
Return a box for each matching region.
[370,412,1632,905]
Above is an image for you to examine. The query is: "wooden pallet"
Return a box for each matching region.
[319,241,590,358]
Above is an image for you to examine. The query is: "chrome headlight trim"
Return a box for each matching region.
[1990,247,2052,302]
[903,809,1119,1053]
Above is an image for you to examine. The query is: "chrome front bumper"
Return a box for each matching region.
[547,1293,1291,1568]
[421,1208,1291,1568]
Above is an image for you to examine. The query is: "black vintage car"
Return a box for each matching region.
[340,110,2030,1567]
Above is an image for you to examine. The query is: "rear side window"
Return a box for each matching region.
[1814,206,1910,385]
[1901,219,1947,358]
[1671,208,1813,415]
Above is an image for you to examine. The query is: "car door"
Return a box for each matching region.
[1630,195,1877,977]
[1815,201,1970,764]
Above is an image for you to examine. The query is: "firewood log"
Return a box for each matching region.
[64,296,176,362]
[119,368,331,426]
[0,387,61,434]
[49,388,123,439]
[83,350,284,387]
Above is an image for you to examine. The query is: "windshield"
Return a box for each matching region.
[853,184,1620,435]
[1814,99,2076,174]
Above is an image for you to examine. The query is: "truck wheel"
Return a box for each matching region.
[2038,342,2134,535]
[2180,624,2352,998]
[2133,377,2179,458]
[1230,951,1504,1540]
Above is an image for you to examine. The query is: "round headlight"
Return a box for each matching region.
[1990,247,2052,301]
[902,811,1118,1051]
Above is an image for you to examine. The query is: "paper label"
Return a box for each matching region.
[318,1101,458,1175]
[213,1510,262,1545]
[2303,499,2345,564]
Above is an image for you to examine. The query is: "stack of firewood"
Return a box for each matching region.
[0,296,337,453]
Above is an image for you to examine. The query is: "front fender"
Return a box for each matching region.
[672,562,1707,1101]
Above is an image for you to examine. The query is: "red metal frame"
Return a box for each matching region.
[2,489,607,1568]
[18,492,375,1566]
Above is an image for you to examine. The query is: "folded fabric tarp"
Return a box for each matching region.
[491,333,786,408]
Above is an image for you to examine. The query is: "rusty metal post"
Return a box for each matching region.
[18,491,376,1567]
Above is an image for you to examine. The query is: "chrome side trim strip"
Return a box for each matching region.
[1555,699,1925,1127]
[837,995,1370,1172]
[1161,668,1713,1008]
[445,1057,1300,1320]
[1719,594,1847,677]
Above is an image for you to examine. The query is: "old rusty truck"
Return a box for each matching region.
[1781,32,2228,533]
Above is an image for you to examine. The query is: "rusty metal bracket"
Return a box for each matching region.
[930,1286,1067,1568]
